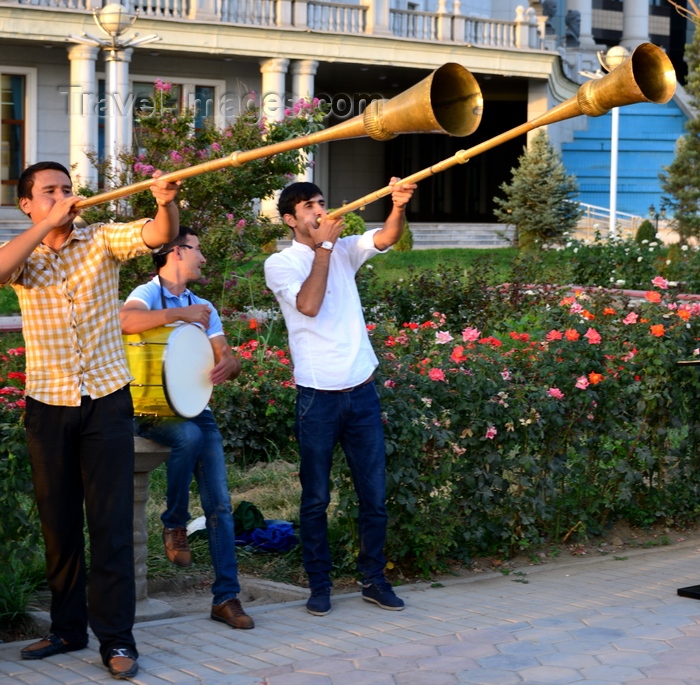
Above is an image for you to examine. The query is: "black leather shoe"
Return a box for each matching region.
[20,633,87,660]
[107,647,139,679]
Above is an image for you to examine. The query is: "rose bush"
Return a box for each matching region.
[5,267,700,579]
[333,279,700,575]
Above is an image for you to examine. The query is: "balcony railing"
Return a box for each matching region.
[221,0,276,25]
[128,0,188,20]
[307,0,365,33]
[8,0,545,51]
[464,16,517,48]
[391,8,437,41]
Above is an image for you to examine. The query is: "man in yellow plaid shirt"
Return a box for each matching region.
[0,161,179,680]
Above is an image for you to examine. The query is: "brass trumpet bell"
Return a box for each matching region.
[576,42,676,117]
[357,62,484,140]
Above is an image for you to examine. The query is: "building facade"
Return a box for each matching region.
[0,0,689,231]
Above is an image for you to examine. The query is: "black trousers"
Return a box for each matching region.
[25,386,138,665]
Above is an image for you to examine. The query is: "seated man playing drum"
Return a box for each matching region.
[120,226,253,630]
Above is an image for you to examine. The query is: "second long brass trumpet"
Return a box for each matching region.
[74,63,483,210]
[327,42,676,220]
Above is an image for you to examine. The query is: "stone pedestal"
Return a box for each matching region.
[133,437,173,622]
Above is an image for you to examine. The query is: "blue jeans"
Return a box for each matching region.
[135,409,240,605]
[295,381,388,591]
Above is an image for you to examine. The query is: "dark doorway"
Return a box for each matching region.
[384,99,528,222]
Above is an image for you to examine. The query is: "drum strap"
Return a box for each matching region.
[159,280,195,311]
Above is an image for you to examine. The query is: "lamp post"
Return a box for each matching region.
[69,4,160,173]
[579,45,630,240]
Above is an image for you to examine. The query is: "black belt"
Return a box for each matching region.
[315,375,375,394]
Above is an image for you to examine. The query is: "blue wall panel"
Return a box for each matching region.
[560,99,687,216]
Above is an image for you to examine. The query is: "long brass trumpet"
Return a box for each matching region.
[74,63,483,210]
[327,42,676,220]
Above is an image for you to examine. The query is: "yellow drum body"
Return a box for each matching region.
[123,323,214,418]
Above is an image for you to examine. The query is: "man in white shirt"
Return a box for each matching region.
[264,178,415,617]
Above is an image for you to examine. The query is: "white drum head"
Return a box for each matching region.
[162,324,215,418]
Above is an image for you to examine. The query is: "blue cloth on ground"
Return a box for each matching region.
[235,519,298,553]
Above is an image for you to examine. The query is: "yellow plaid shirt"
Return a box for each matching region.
[7,219,152,406]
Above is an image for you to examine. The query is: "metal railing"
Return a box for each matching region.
[575,203,643,241]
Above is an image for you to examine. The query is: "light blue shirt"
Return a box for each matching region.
[125,275,225,341]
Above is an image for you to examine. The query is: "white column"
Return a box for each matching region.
[364,0,391,36]
[620,0,649,50]
[291,60,318,184]
[67,44,99,188]
[260,58,289,123]
[566,0,594,46]
[105,47,133,173]
[260,58,290,219]
[291,59,318,102]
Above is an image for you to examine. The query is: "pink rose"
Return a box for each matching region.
[429,368,446,382]
[462,326,480,342]
[584,328,601,345]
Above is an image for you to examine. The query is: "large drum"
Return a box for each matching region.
[123,323,214,418]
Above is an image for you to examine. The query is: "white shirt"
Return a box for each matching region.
[264,229,385,390]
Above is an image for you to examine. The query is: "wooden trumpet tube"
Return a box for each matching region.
[74,63,483,210]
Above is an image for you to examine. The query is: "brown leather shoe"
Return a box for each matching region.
[162,526,192,567]
[107,647,138,679]
[211,598,255,629]
[20,633,87,660]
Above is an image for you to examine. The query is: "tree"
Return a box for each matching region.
[659,23,700,244]
[77,82,328,304]
[493,130,583,251]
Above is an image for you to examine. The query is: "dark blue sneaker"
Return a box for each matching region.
[362,580,405,611]
[306,588,331,616]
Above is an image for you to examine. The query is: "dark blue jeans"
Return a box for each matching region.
[25,387,137,666]
[134,409,240,604]
[295,381,388,591]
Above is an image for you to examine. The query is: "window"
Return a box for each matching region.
[1,74,25,206]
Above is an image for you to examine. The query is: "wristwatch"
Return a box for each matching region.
[315,241,334,252]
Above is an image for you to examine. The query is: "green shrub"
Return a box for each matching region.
[337,210,367,238]
[212,337,297,466]
[394,221,413,252]
[0,417,40,566]
[635,219,656,244]
[0,553,44,625]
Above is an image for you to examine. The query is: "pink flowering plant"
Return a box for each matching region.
[77,82,329,305]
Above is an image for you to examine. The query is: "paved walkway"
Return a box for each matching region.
[3,543,700,684]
